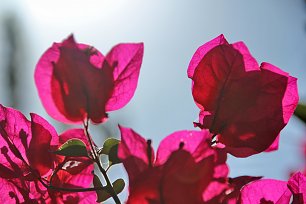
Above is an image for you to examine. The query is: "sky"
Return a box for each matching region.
[0,0,306,202]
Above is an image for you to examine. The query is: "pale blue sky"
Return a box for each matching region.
[0,0,306,202]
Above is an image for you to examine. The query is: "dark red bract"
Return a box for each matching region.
[35,35,144,124]
[188,34,299,157]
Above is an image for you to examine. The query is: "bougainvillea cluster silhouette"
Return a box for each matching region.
[0,34,304,203]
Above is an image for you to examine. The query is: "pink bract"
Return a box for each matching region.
[35,35,144,124]
[188,34,299,157]
[240,172,306,204]
[217,176,262,204]
[0,105,95,203]
[118,126,229,203]
[0,105,58,202]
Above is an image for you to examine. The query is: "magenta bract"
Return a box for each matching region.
[0,105,58,202]
[188,34,299,157]
[240,172,306,204]
[118,126,228,203]
[0,105,95,203]
[35,35,144,124]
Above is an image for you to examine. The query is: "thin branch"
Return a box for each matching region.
[83,119,121,204]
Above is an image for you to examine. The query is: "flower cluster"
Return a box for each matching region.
[0,105,95,203]
[0,35,144,203]
[35,35,144,124]
[0,34,303,204]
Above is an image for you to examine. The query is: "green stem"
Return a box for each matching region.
[83,119,121,204]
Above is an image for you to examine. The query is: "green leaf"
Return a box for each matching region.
[96,178,125,202]
[93,174,103,188]
[93,174,105,202]
[53,139,88,157]
[99,138,121,167]
[294,103,306,124]
[101,138,120,155]
[113,178,125,195]
[108,144,121,166]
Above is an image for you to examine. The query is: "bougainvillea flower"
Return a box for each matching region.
[196,175,262,203]
[218,176,262,204]
[240,172,306,204]
[0,104,58,203]
[35,35,144,124]
[0,105,95,203]
[118,126,229,203]
[188,34,299,157]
